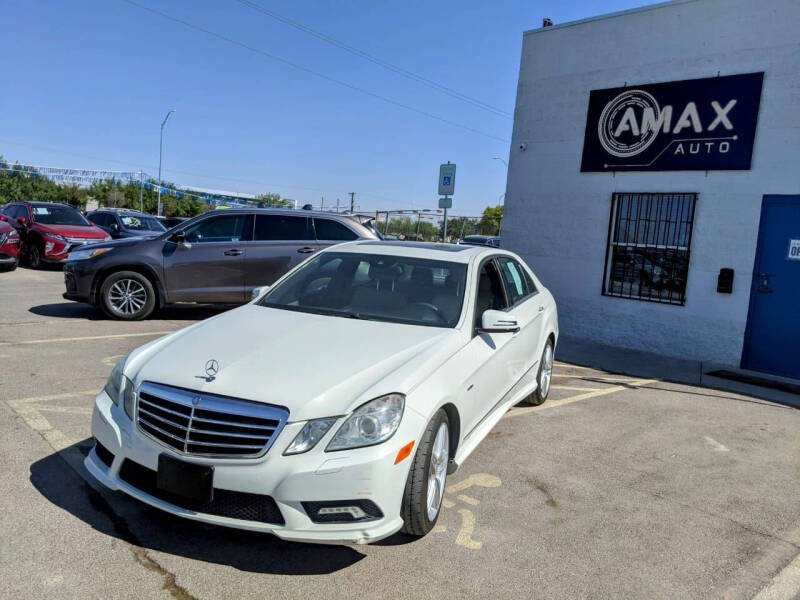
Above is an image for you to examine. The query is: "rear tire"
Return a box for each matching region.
[523,340,554,406]
[100,271,156,320]
[400,409,450,536]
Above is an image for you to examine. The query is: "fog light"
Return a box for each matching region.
[318,506,367,519]
[302,499,384,523]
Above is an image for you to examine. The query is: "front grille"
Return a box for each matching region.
[118,459,285,524]
[136,382,289,458]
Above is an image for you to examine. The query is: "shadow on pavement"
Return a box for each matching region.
[30,441,366,575]
[29,303,234,322]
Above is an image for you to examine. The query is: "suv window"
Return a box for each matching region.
[254,215,312,241]
[314,218,358,241]
[184,215,248,243]
[90,213,110,227]
[9,205,27,220]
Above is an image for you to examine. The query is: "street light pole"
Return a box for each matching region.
[157,109,176,217]
[492,157,508,167]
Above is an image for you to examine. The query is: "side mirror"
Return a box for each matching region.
[171,231,187,244]
[111,223,120,232]
[18,217,27,226]
[478,309,519,334]
[251,285,270,301]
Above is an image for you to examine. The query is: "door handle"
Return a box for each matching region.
[297,246,316,254]
[538,306,545,312]
[224,249,243,256]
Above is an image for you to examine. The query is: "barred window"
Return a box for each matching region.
[602,193,697,305]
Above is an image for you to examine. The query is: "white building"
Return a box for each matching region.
[503,0,800,382]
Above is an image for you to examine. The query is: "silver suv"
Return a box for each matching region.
[62,208,381,320]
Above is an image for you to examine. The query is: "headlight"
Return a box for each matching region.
[283,417,338,455]
[68,247,113,261]
[103,355,128,405]
[44,232,67,242]
[326,393,404,452]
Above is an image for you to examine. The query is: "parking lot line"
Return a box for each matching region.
[0,330,174,346]
[504,379,658,418]
[753,554,800,600]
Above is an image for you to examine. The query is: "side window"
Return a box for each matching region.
[92,213,109,227]
[474,260,508,328]
[498,257,532,306]
[9,205,24,220]
[184,215,248,243]
[314,218,358,241]
[254,215,312,241]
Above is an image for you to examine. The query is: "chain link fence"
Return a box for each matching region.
[374,210,484,243]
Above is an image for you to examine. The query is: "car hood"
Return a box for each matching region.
[77,236,156,251]
[35,224,108,239]
[128,304,462,421]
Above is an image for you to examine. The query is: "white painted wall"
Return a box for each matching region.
[503,0,800,366]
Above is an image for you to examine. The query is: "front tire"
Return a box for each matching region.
[523,339,554,406]
[27,244,42,269]
[401,409,450,536]
[100,271,156,320]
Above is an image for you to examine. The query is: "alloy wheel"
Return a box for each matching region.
[540,344,554,397]
[108,279,148,316]
[426,422,449,521]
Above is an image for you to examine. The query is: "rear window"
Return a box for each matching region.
[254,215,313,241]
[314,218,358,241]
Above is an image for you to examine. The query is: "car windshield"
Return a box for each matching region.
[120,215,167,232]
[258,251,468,328]
[32,205,89,226]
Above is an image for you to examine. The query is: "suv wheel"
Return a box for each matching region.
[100,271,156,320]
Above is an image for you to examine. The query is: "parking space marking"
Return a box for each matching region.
[704,436,730,452]
[505,379,658,419]
[0,330,173,346]
[753,554,800,600]
[434,473,502,550]
[550,385,603,391]
[5,390,97,453]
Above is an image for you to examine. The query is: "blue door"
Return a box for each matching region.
[742,195,800,378]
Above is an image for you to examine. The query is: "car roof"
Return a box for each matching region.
[27,201,72,208]
[90,209,151,216]
[204,208,363,220]
[328,240,511,264]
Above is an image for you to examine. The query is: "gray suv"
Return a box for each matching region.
[62,208,381,319]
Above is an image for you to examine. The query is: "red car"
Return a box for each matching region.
[0,220,20,271]
[0,202,110,268]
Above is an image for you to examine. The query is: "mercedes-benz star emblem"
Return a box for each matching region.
[195,359,220,382]
[205,359,220,377]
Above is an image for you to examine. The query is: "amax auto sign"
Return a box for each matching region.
[581,72,763,172]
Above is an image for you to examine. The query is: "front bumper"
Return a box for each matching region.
[86,390,420,544]
[62,262,95,303]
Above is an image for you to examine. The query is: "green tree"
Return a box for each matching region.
[479,205,504,235]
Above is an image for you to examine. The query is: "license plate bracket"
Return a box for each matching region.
[157,454,214,503]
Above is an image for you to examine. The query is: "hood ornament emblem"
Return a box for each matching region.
[195,359,219,382]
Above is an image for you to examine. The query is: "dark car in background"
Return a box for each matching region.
[87,208,167,239]
[62,208,381,319]
[458,234,501,248]
[0,220,21,271]
[0,201,110,268]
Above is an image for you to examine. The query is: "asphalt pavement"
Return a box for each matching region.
[1,265,799,600]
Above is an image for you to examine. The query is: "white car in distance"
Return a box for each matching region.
[86,241,558,544]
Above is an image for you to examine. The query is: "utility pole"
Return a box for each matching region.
[416,212,422,241]
[335,198,340,213]
[139,170,144,213]
[320,196,325,211]
[157,109,176,217]
[349,192,355,213]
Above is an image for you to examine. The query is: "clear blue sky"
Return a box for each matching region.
[2,0,660,215]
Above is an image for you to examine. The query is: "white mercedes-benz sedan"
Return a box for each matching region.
[85,241,558,544]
